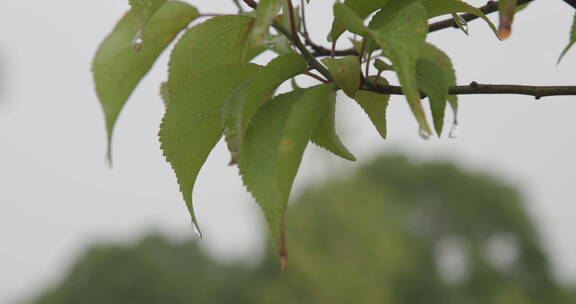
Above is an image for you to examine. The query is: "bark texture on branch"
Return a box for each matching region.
[367,81,576,100]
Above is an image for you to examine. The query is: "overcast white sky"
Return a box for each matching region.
[1,0,576,303]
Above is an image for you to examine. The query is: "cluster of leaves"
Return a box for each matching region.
[92,0,576,265]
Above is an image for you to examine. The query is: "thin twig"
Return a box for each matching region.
[198,13,223,18]
[241,0,333,81]
[242,0,257,9]
[304,71,329,83]
[286,0,298,40]
[273,20,333,81]
[366,81,576,99]
[300,0,311,43]
[428,0,534,32]
[331,41,336,58]
[364,52,372,78]
[358,39,366,62]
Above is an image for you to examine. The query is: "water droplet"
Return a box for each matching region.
[449,124,460,139]
[456,16,469,34]
[419,127,432,140]
[191,222,202,239]
[132,30,143,51]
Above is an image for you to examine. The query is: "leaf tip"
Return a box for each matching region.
[280,254,288,271]
[498,25,512,40]
[192,219,203,239]
[279,216,288,271]
[106,140,114,169]
[132,29,144,51]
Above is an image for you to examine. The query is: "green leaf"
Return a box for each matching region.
[417,58,448,137]
[330,2,371,40]
[221,80,253,164]
[420,0,498,37]
[159,81,170,107]
[322,56,361,98]
[330,0,390,41]
[93,1,198,162]
[167,15,262,98]
[367,0,420,29]
[370,3,432,136]
[311,87,356,161]
[354,88,389,139]
[128,0,167,36]
[420,0,498,35]
[291,78,301,90]
[159,63,261,235]
[327,2,432,135]
[344,0,390,18]
[373,58,393,73]
[417,43,458,136]
[222,54,307,164]
[559,13,576,64]
[451,13,469,35]
[239,84,334,262]
[246,0,283,52]
[448,95,459,126]
[266,35,295,55]
[498,0,517,39]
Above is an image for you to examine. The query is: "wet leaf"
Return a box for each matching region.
[239,84,334,263]
[421,0,498,37]
[159,64,261,235]
[167,15,262,98]
[128,0,167,33]
[322,56,361,98]
[93,1,198,162]
[417,43,458,136]
[311,86,356,161]
[221,54,307,164]
[330,0,390,41]
[354,86,390,139]
[370,3,432,136]
[246,0,283,52]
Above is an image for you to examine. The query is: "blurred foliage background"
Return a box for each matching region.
[29,155,575,304]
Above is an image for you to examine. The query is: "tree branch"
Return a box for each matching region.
[366,81,576,100]
[428,0,534,32]
[242,0,257,9]
[310,0,537,57]
[565,0,576,9]
[286,0,298,40]
[243,0,333,81]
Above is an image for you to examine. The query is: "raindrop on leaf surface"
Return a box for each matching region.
[419,127,432,140]
[132,29,143,51]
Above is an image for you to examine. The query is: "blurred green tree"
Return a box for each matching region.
[30,155,574,304]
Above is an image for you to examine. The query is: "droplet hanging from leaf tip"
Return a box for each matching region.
[191,221,203,239]
[449,124,460,139]
[132,29,144,51]
[419,127,432,140]
[106,143,114,169]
